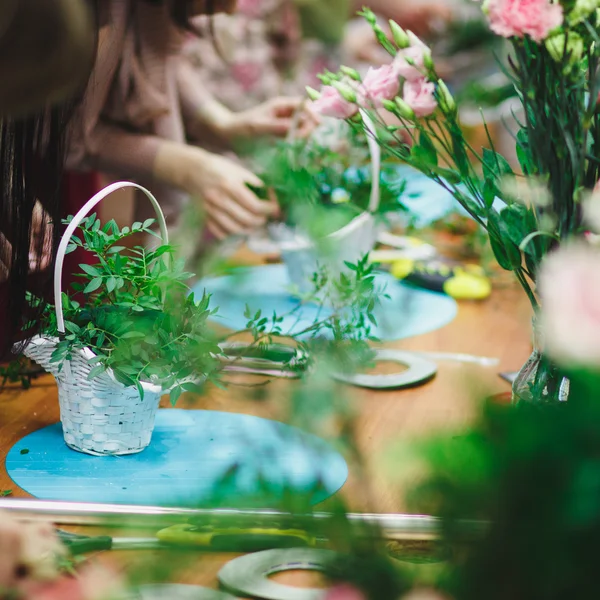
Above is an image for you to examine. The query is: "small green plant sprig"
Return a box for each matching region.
[239,254,387,374]
[39,214,221,405]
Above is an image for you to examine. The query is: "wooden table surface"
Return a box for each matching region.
[0,259,533,592]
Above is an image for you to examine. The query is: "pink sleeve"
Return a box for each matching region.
[176,52,213,123]
[66,7,162,181]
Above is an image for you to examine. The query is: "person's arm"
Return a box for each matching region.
[176,56,313,141]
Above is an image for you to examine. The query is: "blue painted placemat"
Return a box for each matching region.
[385,165,461,227]
[6,410,348,506]
[195,265,457,342]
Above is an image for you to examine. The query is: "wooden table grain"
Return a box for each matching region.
[0,266,533,592]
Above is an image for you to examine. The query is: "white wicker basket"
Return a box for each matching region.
[23,182,170,456]
[270,110,382,293]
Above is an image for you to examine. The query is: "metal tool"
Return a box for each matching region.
[0,498,485,540]
[133,585,235,600]
[57,529,162,553]
[218,341,309,379]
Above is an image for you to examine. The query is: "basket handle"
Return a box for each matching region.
[359,109,380,213]
[54,181,168,334]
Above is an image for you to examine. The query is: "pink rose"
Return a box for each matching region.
[486,0,563,42]
[311,86,358,119]
[360,65,401,107]
[539,244,600,367]
[402,78,437,118]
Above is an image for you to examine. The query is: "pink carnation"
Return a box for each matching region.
[392,35,430,81]
[486,0,563,42]
[403,78,437,118]
[311,86,358,119]
[360,65,401,107]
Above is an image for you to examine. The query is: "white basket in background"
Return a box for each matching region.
[23,182,171,456]
[271,111,382,293]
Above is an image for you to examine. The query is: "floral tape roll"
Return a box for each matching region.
[332,349,437,390]
[218,548,341,600]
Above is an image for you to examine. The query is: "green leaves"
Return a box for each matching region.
[411,131,438,168]
[39,214,221,405]
[83,278,102,294]
[482,148,514,181]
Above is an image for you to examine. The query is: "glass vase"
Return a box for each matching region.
[511,320,570,405]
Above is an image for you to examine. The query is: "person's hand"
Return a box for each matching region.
[154,142,278,240]
[220,97,318,140]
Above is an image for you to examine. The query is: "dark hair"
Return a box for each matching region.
[141,0,216,28]
[0,0,99,359]
[0,105,75,358]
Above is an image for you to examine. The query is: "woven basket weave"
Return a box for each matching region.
[23,182,170,456]
[270,110,382,293]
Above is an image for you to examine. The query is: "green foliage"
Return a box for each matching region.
[408,369,600,599]
[37,215,221,405]
[251,132,407,238]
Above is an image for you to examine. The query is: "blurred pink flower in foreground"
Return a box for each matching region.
[485,0,563,42]
[21,564,124,600]
[583,180,600,233]
[0,511,67,588]
[311,86,359,119]
[0,509,123,600]
[325,583,367,600]
[539,243,600,367]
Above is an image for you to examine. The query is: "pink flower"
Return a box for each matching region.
[539,243,600,367]
[392,35,431,81]
[360,65,401,107]
[402,78,437,118]
[311,86,358,119]
[0,512,67,589]
[485,0,563,42]
[325,584,367,600]
[20,564,124,600]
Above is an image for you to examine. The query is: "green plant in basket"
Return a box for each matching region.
[251,131,407,239]
[36,213,221,406]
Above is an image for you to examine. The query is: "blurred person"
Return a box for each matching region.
[185,0,453,114]
[185,0,352,112]
[67,0,313,242]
